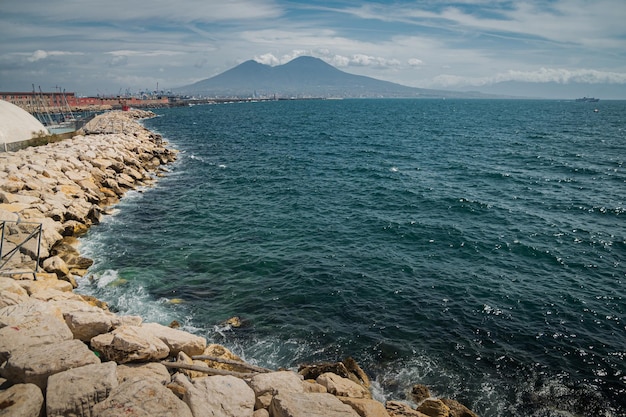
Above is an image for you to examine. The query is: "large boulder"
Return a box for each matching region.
[0,301,73,362]
[116,362,171,385]
[50,299,141,341]
[249,371,305,410]
[339,397,391,417]
[90,325,170,363]
[410,385,431,405]
[92,378,192,417]
[299,358,370,389]
[1,339,100,391]
[141,322,207,356]
[386,401,429,417]
[46,362,118,417]
[316,372,371,399]
[269,392,360,417]
[174,373,255,417]
[18,278,74,295]
[0,383,44,417]
[0,298,63,327]
[416,399,450,417]
[0,277,29,308]
[440,399,478,417]
[42,255,70,278]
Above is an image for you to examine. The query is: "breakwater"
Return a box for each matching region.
[0,110,477,416]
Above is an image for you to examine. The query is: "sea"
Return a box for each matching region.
[77,99,625,416]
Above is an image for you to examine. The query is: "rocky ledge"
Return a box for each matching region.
[0,110,478,417]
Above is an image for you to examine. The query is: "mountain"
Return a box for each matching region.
[173,56,491,99]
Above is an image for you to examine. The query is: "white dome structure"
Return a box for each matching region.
[0,99,49,150]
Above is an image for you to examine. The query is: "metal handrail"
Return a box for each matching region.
[0,219,42,277]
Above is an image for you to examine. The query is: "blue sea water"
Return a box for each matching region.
[79,99,625,416]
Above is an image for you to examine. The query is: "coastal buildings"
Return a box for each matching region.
[0,91,169,112]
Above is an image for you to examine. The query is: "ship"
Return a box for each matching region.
[575,97,599,102]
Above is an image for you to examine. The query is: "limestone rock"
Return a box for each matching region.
[46,362,118,417]
[0,298,63,327]
[0,383,44,417]
[50,299,117,341]
[42,255,70,278]
[0,288,29,308]
[174,373,255,417]
[90,325,170,363]
[141,322,207,356]
[174,351,209,379]
[253,409,270,417]
[316,372,371,399]
[249,371,305,410]
[269,392,360,417]
[440,399,478,417]
[299,358,370,389]
[30,288,85,302]
[0,277,29,308]
[0,302,73,362]
[386,401,429,417]
[1,339,100,391]
[92,378,192,417]
[199,344,246,372]
[18,278,73,295]
[116,362,171,385]
[411,384,431,404]
[416,399,450,417]
[339,397,391,417]
[302,379,328,393]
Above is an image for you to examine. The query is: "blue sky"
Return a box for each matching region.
[1,0,625,98]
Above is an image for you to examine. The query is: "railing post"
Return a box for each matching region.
[0,221,5,261]
[35,223,42,274]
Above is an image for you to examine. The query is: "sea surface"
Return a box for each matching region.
[78,99,625,416]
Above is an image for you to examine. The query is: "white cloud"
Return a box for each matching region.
[408,58,424,67]
[3,0,283,23]
[27,50,83,62]
[254,53,281,66]
[433,68,626,87]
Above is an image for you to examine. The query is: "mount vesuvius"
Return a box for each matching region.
[173,56,491,99]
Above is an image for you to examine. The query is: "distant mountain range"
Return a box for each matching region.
[173,56,495,99]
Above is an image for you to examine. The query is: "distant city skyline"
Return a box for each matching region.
[1,0,625,99]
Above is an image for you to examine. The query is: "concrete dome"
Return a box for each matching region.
[0,99,49,147]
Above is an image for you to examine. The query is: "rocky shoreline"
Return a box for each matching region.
[0,110,478,417]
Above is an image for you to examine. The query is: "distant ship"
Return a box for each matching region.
[575,97,599,102]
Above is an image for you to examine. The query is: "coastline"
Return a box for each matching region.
[0,110,477,416]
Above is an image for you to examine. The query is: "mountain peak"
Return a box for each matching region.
[174,55,489,98]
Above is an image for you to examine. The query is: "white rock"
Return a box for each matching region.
[1,339,100,390]
[316,372,371,399]
[90,325,170,363]
[0,383,44,417]
[116,362,171,385]
[46,362,118,417]
[141,322,207,357]
[173,373,255,417]
[269,392,360,417]
[249,371,305,409]
[92,378,192,417]
[0,301,73,362]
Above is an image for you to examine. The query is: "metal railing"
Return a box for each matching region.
[0,219,42,278]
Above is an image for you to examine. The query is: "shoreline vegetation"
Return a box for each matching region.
[0,110,478,417]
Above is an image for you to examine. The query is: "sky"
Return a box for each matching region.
[1,0,626,99]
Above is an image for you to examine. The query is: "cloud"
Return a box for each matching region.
[254,50,403,70]
[408,58,424,67]
[433,68,626,87]
[27,50,83,62]
[3,0,283,23]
